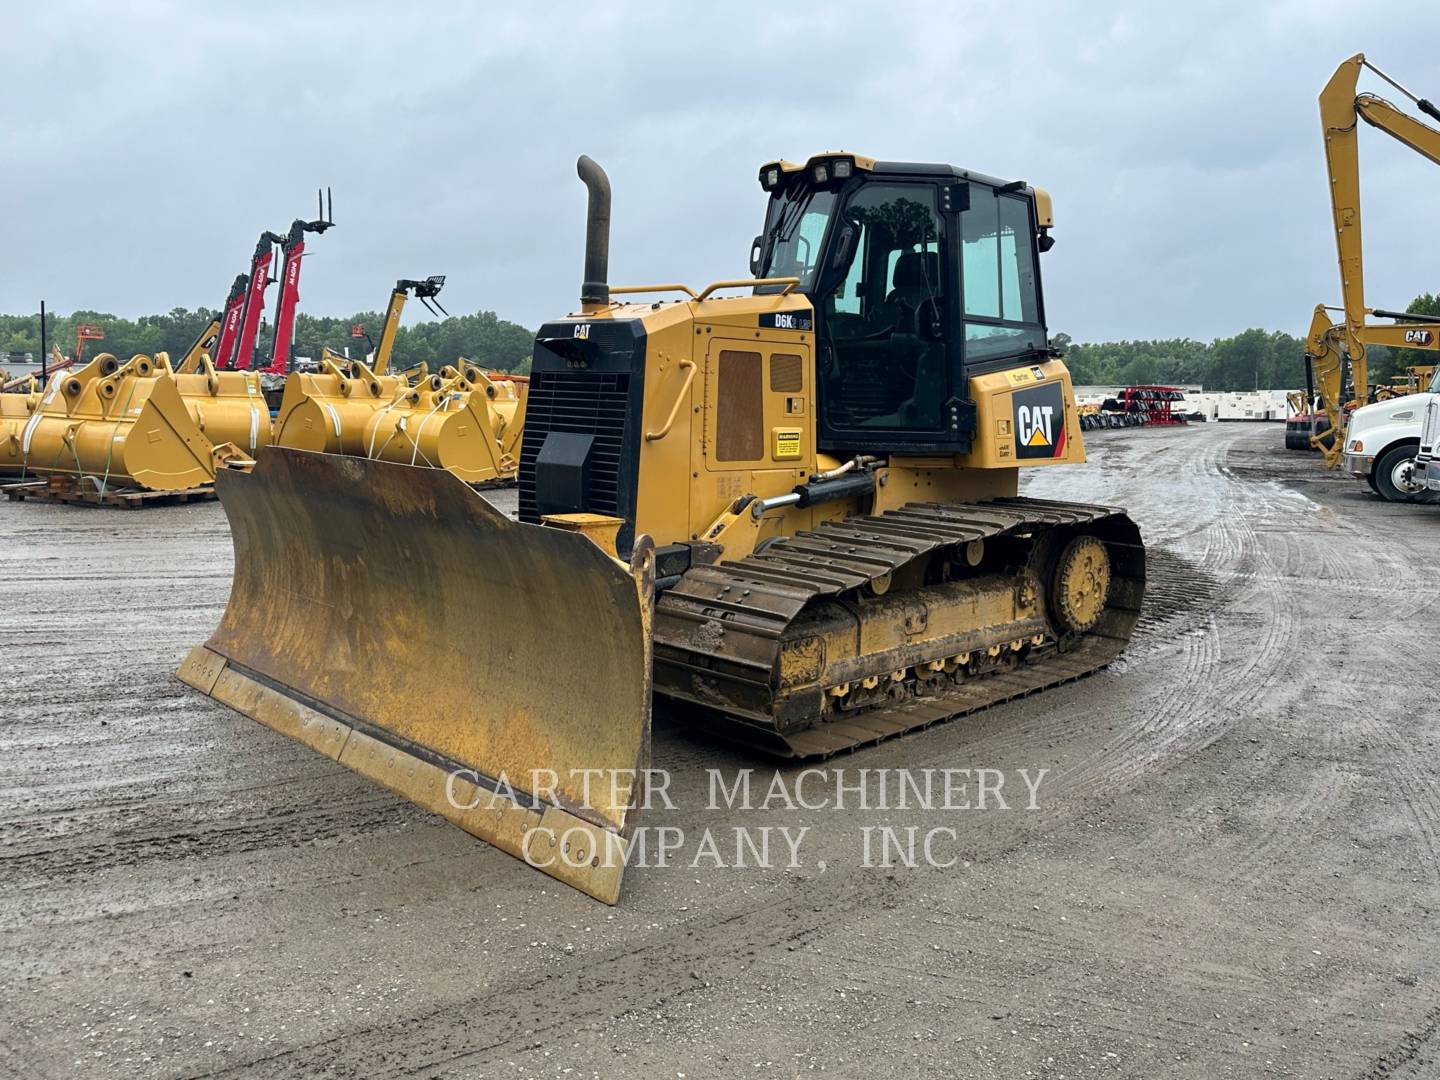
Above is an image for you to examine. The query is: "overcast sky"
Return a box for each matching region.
[2,1,1437,343]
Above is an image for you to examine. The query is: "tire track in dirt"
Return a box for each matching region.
[1354,1003,1440,1080]
[1042,438,1288,805]
[170,869,904,1080]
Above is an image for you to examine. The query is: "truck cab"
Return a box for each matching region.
[1342,369,1440,502]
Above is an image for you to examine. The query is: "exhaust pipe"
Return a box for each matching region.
[577,155,611,308]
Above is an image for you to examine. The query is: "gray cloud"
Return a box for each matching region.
[2,0,1437,342]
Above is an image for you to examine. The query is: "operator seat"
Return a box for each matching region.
[867,249,944,427]
[885,250,941,333]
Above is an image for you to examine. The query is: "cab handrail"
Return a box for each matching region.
[696,277,800,302]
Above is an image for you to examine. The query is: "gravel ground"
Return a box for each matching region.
[2,422,1438,1079]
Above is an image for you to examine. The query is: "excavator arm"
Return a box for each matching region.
[1310,54,1440,465]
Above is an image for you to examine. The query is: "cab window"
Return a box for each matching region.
[961,186,1044,363]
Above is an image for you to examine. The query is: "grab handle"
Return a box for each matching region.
[645,359,697,442]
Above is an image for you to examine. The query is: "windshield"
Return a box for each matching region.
[757,186,836,291]
[1430,367,1440,394]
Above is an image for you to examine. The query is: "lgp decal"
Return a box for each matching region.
[1012,382,1067,460]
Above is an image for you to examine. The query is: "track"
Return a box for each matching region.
[655,498,1143,756]
[2,424,1439,1078]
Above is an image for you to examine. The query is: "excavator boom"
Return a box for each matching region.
[1309,54,1440,465]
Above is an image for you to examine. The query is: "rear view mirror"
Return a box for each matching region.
[749,235,764,276]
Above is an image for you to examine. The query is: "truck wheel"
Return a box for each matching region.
[1365,469,1380,495]
[1373,444,1438,503]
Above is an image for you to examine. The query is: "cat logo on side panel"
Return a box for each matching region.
[1012,382,1067,460]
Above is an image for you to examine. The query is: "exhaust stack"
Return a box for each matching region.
[577,155,611,308]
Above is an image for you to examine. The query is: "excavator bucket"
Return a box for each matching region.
[177,447,654,903]
[16,359,216,491]
[1,383,40,476]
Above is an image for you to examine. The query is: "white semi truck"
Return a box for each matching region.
[1342,368,1440,502]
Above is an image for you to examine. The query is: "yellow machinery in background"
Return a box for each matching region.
[275,274,526,485]
[170,355,272,457]
[0,377,42,475]
[314,274,446,378]
[1305,54,1440,466]
[172,319,224,375]
[2,346,268,491]
[274,358,524,485]
[1377,364,1437,400]
[273,357,412,456]
[367,275,448,376]
[359,364,525,483]
[6,353,216,491]
[181,152,1145,904]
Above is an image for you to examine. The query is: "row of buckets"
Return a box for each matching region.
[0,351,525,495]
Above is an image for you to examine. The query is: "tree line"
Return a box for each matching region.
[4,293,1436,391]
[1054,292,1438,392]
[0,307,535,375]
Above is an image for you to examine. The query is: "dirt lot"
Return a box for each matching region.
[2,423,1438,1079]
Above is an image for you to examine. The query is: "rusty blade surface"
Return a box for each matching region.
[205,447,651,834]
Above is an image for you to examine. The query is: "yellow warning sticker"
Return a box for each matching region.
[773,427,802,459]
[1006,369,1034,387]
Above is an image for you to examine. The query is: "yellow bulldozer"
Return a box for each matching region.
[180,153,1146,903]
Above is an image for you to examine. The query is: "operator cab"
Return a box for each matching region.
[751,153,1053,454]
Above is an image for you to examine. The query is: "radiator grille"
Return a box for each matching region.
[519,370,632,524]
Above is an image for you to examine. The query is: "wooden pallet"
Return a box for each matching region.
[1,478,216,509]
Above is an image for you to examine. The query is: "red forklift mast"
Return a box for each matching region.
[231,230,285,370]
[260,189,335,376]
[210,273,249,369]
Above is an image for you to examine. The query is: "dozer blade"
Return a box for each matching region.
[178,447,654,903]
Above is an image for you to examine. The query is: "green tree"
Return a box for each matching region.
[0,306,536,376]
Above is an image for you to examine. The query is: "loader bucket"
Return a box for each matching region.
[177,447,654,903]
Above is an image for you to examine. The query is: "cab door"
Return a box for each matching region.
[813,180,961,452]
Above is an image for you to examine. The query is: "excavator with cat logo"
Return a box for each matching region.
[180,153,1145,903]
[1305,54,1440,497]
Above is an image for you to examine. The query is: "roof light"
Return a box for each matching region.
[833,158,852,179]
[813,163,828,183]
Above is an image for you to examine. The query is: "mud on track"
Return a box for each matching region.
[2,424,1438,1078]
